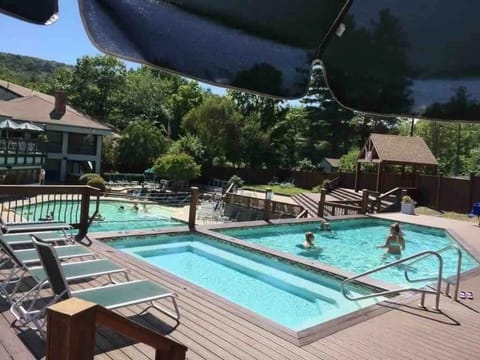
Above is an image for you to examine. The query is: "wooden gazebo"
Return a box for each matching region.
[355,134,439,192]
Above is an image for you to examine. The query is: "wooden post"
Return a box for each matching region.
[188,187,199,229]
[435,173,442,210]
[46,298,97,360]
[354,162,361,192]
[318,188,327,217]
[361,189,369,214]
[76,187,91,241]
[469,172,475,210]
[376,162,382,192]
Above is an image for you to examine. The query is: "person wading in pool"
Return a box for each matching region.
[376,223,405,255]
[303,232,316,249]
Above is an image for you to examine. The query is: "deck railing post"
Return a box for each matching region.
[318,188,327,217]
[76,187,91,241]
[361,189,369,214]
[189,187,199,229]
[46,298,97,360]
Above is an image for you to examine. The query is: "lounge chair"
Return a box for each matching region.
[0,235,128,303]
[1,219,72,234]
[3,230,73,247]
[10,235,180,337]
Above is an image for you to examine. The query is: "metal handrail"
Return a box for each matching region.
[404,245,462,301]
[341,250,443,310]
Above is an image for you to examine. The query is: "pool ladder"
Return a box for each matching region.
[340,245,462,311]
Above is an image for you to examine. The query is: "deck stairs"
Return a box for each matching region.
[291,193,318,218]
[292,187,399,217]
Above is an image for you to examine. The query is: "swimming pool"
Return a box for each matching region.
[16,200,185,232]
[218,218,479,288]
[107,233,381,333]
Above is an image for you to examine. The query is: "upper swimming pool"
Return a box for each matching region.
[16,200,185,232]
[218,218,479,288]
[107,233,381,336]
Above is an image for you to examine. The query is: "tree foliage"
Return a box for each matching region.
[118,120,169,172]
[153,153,201,182]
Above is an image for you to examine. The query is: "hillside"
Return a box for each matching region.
[0,52,71,87]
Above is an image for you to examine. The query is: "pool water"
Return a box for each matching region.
[108,233,380,331]
[219,219,479,288]
[16,200,185,232]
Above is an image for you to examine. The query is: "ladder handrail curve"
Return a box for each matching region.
[404,245,462,300]
[341,250,443,309]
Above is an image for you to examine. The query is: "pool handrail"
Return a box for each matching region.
[403,245,462,301]
[341,250,443,310]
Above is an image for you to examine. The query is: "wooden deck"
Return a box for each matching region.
[2,224,480,359]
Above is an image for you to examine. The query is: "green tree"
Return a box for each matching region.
[168,134,207,165]
[153,153,201,183]
[339,148,360,172]
[182,96,243,166]
[102,135,119,171]
[118,120,169,172]
[45,55,126,122]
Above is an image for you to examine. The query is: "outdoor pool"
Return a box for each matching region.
[107,233,381,332]
[218,218,479,288]
[16,200,185,232]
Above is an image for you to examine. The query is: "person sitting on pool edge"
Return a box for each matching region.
[376,223,405,255]
[303,231,316,248]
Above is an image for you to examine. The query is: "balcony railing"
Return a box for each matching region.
[0,139,46,167]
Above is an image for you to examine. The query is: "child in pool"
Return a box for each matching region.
[303,232,316,248]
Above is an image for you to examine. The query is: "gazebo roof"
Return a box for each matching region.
[359,134,439,166]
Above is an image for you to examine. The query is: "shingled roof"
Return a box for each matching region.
[0,80,111,132]
[359,133,438,166]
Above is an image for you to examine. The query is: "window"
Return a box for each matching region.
[67,133,97,155]
[45,131,63,153]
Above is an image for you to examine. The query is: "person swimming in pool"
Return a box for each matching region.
[119,205,125,211]
[376,223,405,255]
[303,231,316,248]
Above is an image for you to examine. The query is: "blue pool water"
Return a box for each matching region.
[108,234,380,331]
[16,200,185,232]
[219,219,479,288]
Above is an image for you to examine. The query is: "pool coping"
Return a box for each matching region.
[99,231,406,346]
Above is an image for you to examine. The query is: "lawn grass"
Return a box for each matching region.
[415,207,479,224]
[243,184,311,196]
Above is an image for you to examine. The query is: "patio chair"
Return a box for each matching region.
[1,219,72,234]
[0,235,128,303]
[3,230,73,247]
[10,235,180,337]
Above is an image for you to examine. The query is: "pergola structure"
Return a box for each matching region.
[355,133,439,192]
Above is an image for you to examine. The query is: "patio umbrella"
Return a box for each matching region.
[17,122,44,132]
[0,119,20,138]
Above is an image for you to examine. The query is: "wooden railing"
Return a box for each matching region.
[46,298,187,360]
[0,185,101,240]
[224,193,304,219]
[327,176,340,192]
[376,187,416,212]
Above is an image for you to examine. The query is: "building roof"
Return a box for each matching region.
[0,80,111,131]
[359,133,439,166]
[323,158,340,167]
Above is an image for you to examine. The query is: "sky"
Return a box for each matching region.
[0,2,225,95]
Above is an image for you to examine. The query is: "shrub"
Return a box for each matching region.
[153,153,201,182]
[79,173,99,185]
[228,175,244,188]
[87,175,106,192]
